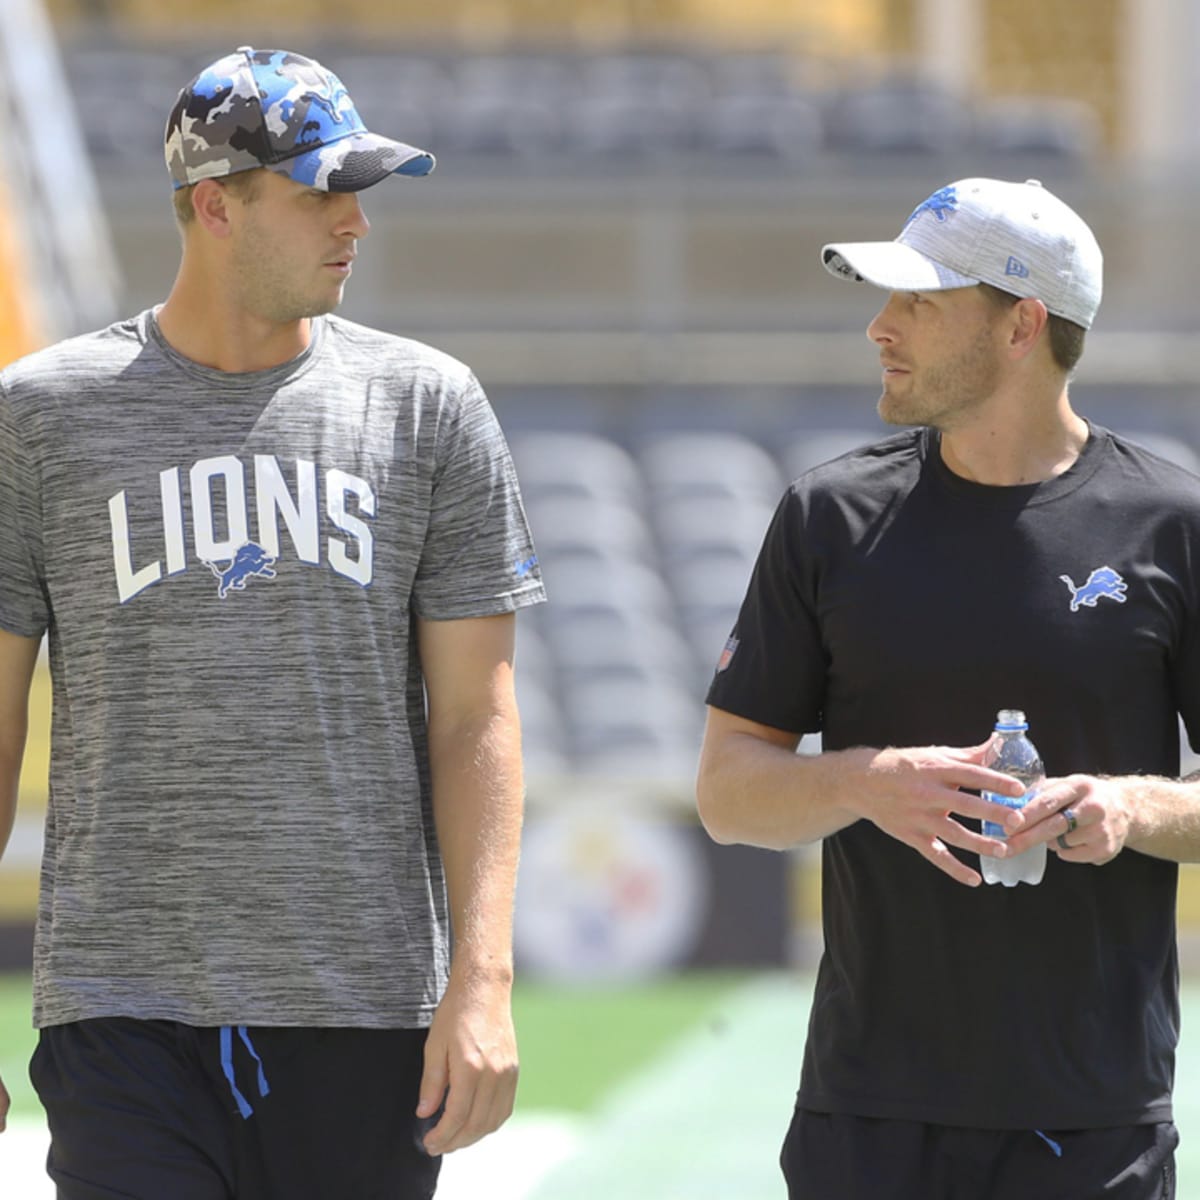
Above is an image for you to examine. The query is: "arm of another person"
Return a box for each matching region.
[414,612,522,1156]
[696,705,1030,888]
[0,628,41,1133]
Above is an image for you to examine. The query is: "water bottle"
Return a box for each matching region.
[979,709,1046,886]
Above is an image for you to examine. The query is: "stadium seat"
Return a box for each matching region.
[513,674,570,777]
[651,493,775,563]
[783,428,877,481]
[509,432,644,506]
[525,494,659,565]
[669,551,758,688]
[536,552,676,619]
[708,52,807,101]
[437,92,564,157]
[322,54,449,145]
[61,46,190,162]
[580,52,712,111]
[567,92,699,156]
[974,96,1101,163]
[542,606,696,689]
[564,675,703,778]
[684,609,740,676]
[515,620,556,691]
[669,548,758,615]
[638,431,785,503]
[824,77,972,156]
[705,93,824,160]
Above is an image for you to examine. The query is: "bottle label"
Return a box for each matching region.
[981,787,1038,838]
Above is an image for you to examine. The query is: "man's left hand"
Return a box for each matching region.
[1003,774,1133,864]
[416,970,519,1156]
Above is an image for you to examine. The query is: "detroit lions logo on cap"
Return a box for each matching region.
[904,185,959,228]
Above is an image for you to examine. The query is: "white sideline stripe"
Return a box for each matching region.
[524,973,811,1200]
[0,1114,581,1200]
[3,1121,53,1199]
[438,1115,581,1198]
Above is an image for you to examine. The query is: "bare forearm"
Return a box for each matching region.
[1122,774,1200,862]
[0,776,17,862]
[697,711,1028,887]
[696,731,869,850]
[429,708,523,981]
[0,630,39,860]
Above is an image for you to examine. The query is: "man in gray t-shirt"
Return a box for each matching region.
[0,46,544,1198]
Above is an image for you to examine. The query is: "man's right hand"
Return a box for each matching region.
[856,742,1028,886]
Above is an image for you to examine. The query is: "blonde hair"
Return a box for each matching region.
[171,170,264,227]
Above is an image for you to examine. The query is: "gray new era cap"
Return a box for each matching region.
[165,46,435,193]
[821,178,1103,329]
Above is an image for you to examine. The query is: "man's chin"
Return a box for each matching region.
[877,394,913,427]
[298,294,344,320]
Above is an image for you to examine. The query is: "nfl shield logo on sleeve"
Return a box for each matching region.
[716,635,739,672]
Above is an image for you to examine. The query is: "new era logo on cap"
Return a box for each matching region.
[165,47,435,193]
[820,177,1103,329]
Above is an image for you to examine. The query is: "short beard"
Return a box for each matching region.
[877,324,1002,431]
[230,235,346,323]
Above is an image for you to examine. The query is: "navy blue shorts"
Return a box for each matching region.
[30,1018,442,1200]
[782,1109,1178,1200]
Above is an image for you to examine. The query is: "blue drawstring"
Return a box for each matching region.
[220,1026,271,1120]
[1035,1130,1064,1157]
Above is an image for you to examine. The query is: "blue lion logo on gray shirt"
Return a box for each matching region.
[207,542,278,599]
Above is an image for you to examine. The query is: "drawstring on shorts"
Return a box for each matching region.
[1034,1130,1064,1158]
[220,1026,271,1119]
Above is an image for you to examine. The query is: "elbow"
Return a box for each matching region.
[695,768,740,846]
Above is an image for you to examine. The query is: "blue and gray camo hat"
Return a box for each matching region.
[164,46,435,192]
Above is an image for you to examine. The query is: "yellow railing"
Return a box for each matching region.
[0,176,45,369]
[44,0,897,53]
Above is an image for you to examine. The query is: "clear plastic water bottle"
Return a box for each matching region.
[979,709,1046,886]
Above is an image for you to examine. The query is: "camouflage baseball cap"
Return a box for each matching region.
[164,46,435,192]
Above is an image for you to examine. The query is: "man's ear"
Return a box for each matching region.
[190,179,236,239]
[1008,296,1050,361]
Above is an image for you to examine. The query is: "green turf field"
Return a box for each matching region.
[0,969,751,1125]
[0,973,37,1122]
[4,969,1200,1198]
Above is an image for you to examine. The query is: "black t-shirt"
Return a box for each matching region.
[707,423,1200,1129]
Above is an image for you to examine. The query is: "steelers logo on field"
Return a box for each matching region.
[514,809,709,982]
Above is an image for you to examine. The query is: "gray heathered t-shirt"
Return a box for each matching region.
[0,310,545,1030]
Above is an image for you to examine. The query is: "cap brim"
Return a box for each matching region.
[275,131,436,193]
[822,240,978,292]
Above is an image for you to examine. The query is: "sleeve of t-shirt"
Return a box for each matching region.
[412,374,545,620]
[705,485,825,735]
[0,377,50,637]
[1170,532,1200,758]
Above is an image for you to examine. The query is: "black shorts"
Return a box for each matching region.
[30,1018,442,1200]
[781,1108,1178,1200]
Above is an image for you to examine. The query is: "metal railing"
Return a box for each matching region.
[0,0,120,345]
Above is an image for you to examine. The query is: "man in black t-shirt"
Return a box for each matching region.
[698,178,1200,1199]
